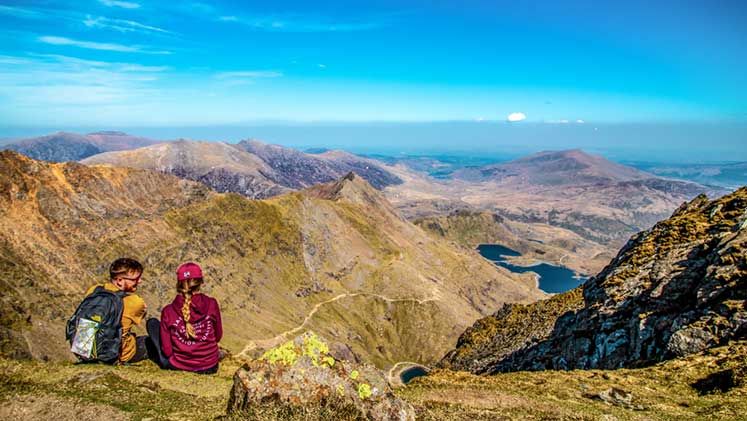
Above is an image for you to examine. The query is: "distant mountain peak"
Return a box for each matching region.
[4,131,159,163]
[306,171,373,201]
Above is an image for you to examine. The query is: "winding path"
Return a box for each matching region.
[237,290,440,358]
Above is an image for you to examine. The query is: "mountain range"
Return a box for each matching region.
[2,132,727,277]
[0,150,542,367]
[3,131,158,162]
[83,138,403,199]
[1,135,746,419]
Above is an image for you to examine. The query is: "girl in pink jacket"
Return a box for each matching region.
[146,262,222,374]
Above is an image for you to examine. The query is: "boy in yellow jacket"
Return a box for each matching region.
[85,258,148,363]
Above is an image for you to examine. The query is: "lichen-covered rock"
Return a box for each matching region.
[441,187,747,373]
[227,332,414,421]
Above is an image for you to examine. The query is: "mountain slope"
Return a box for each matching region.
[439,187,747,374]
[452,149,651,185]
[236,139,402,190]
[81,140,288,198]
[0,151,543,367]
[386,149,719,260]
[4,131,158,162]
[413,209,612,275]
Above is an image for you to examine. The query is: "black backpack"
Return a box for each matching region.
[66,286,126,364]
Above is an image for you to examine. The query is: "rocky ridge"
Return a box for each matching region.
[235,139,402,190]
[82,138,403,199]
[440,187,746,373]
[82,140,288,199]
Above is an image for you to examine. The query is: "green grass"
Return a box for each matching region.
[398,340,747,420]
[2,341,745,420]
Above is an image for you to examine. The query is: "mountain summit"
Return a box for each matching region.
[455,149,669,186]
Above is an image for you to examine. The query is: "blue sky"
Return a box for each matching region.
[0,0,745,126]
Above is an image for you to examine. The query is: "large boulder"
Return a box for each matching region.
[227,332,414,421]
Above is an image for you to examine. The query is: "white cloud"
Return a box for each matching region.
[119,64,169,72]
[318,63,327,69]
[217,15,384,32]
[0,54,165,107]
[507,112,526,122]
[0,55,33,65]
[214,71,283,79]
[0,5,44,18]
[576,119,585,124]
[97,0,141,9]
[83,16,172,34]
[38,36,171,55]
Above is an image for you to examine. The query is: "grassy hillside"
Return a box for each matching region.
[2,341,744,420]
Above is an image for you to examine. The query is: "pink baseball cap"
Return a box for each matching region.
[177,262,203,281]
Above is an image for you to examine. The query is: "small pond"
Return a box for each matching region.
[400,366,429,384]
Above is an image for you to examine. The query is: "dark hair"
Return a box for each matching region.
[109,258,143,280]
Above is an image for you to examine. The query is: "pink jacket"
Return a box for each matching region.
[160,293,222,371]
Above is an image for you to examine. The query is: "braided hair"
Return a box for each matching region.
[176,277,203,338]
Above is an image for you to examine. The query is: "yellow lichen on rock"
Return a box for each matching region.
[260,340,298,366]
[357,383,372,400]
[259,332,337,368]
[301,332,330,367]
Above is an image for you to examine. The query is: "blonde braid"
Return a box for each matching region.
[181,293,195,338]
[176,278,202,339]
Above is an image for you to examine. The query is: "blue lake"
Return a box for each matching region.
[477,244,586,293]
[400,366,429,384]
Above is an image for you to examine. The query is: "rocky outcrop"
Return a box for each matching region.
[227,332,414,420]
[442,187,747,373]
[438,288,583,373]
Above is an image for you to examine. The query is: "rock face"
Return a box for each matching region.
[438,288,584,373]
[441,188,747,373]
[227,332,414,421]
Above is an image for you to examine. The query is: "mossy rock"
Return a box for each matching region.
[228,332,414,421]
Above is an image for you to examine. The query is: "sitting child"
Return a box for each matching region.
[146,262,222,374]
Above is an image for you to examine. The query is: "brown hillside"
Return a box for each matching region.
[0,151,544,369]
